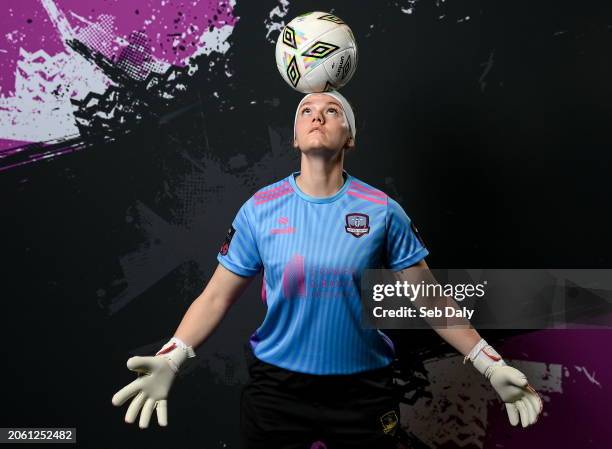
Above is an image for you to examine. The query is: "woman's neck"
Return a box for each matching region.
[295,158,346,198]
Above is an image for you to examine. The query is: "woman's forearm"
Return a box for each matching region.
[171,264,254,350]
[432,327,482,357]
[392,260,482,356]
[172,289,233,350]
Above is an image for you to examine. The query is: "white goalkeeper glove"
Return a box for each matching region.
[464,338,543,428]
[112,337,196,428]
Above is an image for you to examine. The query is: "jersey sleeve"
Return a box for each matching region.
[217,199,262,277]
[384,197,429,271]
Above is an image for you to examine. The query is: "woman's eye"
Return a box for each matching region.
[301,108,311,115]
[327,108,338,114]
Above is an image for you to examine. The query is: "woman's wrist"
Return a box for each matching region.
[155,337,196,372]
[463,338,507,379]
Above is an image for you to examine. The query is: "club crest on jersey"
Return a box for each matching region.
[345,213,369,238]
[219,225,235,256]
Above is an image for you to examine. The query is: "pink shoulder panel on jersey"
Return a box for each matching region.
[254,181,294,205]
[347,181,387,205]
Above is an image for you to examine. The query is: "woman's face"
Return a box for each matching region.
[294,93,354,154]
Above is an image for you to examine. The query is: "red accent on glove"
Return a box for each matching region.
[156,343,177,355]
[483,347,501,361]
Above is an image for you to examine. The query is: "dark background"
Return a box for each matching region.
[2,1,611,448]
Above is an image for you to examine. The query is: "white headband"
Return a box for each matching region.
[293,91,356,142]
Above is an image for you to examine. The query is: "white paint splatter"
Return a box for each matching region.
[7,30,28,45]
[0,0,237,145]
[398,0,419,15]
[0,48,110,142]
[400,356,564,448]
[264,0,290,43]
[511,359,563,393]
[574,365,602,388]
[0,0,113,143]
[40,0,75,45]
[187,24,235,75]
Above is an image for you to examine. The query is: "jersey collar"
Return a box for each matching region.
[288,170,352,204]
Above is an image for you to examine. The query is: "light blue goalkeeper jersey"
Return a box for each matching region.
[217,170,428,375]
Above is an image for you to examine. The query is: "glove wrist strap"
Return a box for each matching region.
[156,337,196,373]
[463,338,506,379]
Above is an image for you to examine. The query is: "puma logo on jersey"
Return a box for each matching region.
[271,227,295,235]
[271,216,295,234]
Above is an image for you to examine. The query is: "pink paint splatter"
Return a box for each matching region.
[1,0,237,93]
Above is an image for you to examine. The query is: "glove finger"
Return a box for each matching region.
[507,369,529,388]
[525,389,542,423]
[112,378,143,406]
[522,396,537,426]
[505,403,520,426]
[526,385,543,415]
[156,400,168,427]
[125,391,147,424]
[516,399,530,428]
[127,356,155,374]
[139,398,156,429]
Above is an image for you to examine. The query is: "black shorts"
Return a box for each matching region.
[240,354,402,449]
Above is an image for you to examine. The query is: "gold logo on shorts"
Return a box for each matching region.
[380,410,399,435]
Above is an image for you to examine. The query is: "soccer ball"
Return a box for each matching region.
[275,11,358,93]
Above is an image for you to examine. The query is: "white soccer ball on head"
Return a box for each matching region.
[275,11,358,93]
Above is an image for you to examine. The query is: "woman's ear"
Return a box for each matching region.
[344,136,355,151]
[293,139,299,149]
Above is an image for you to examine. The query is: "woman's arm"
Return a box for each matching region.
[173,263,256,349]
[112,263,256,428]
[391,260,543,427]
[431,321,482,357]
[392,259,482,356]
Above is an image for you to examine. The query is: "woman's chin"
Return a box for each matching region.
[300,146,342,158]
[300,141,342,153]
